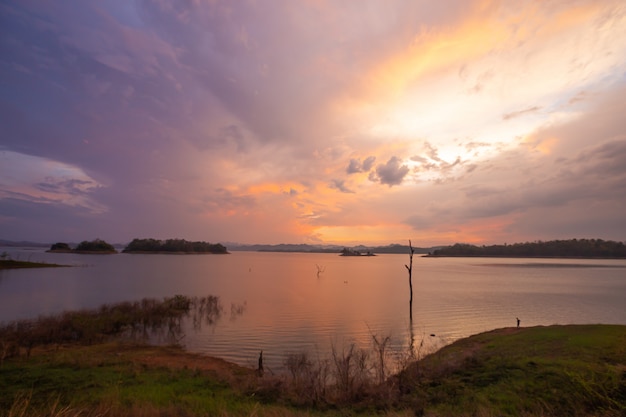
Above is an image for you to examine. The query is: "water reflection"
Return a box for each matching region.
[1,248,625,371]
[481,262,626,268]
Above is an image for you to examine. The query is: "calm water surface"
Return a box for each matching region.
[1,247,625,370]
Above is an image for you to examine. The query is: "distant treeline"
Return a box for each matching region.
[122,238,228,254]
[231,243,434,254]
[429,239,626,258]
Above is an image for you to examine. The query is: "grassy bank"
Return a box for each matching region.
[399,325,626,416]
[0,343,272,417]
[1,316,624,416]
[0,259,67,270]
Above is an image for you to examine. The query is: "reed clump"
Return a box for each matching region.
[254,333,417,411]
[0,295,223,363]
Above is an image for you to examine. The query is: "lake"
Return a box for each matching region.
[1,247,625,371]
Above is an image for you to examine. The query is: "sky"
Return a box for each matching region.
[1,0,625,247]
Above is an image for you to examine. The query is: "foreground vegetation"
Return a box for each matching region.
[0,296,223,361]
[429,238,626,258]
[1,296,624,416]
[399,325,626,416]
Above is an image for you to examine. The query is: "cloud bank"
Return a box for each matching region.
[1,0,625,246]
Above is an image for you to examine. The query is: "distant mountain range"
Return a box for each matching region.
[0,239,128,249]
[226,243,438,254]
[1,239,438,254]
[4,238,624,257]
[0,239,51,248]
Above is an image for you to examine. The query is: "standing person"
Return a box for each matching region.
[516,317,520,328]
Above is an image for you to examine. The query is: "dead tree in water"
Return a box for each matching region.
[315,264,325,278]
[404,240,415,321]
[258,350,264,376]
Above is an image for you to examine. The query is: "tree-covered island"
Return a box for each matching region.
[122,238,228,254]
[47,239,118,254]
[339,247,376,256]
[428,238,626,258]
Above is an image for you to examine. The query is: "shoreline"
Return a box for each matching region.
[0,259,68,269]
[423,254,626,259]
[2,324,624,416]
[122,250,230,254]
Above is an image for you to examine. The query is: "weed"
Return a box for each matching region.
[0,295,225,362]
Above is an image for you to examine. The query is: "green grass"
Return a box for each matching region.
[401,325,626,416]
[0,343,288,417]
[0,343,381,417]
[1,325,624,416]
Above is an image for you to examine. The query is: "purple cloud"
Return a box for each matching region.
[374,157,410,186]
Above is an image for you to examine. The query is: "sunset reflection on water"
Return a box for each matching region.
[1,248,625,370]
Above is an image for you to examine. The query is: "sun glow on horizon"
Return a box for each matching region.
[313,224,416,246]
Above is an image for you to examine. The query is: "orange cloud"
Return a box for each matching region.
[247,182,304,195]
[335,0,617,117]
[314,223,415,246]
[344,3,504,106]
[522,135,559,155]
[439,215,521,245]
[535,1,609,38]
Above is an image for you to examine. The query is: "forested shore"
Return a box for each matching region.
[428,238,626,258]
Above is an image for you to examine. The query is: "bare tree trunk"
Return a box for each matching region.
[405,240,415,322]
[258,350,264,376]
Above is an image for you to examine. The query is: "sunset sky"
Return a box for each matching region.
[1,0,625,247]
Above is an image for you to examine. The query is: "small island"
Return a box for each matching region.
[47,239,118,254]
[122,238,229,254]
[339,247,376,256]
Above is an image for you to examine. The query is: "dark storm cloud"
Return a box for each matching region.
[0,1,279,241]
[0,2,189,179]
